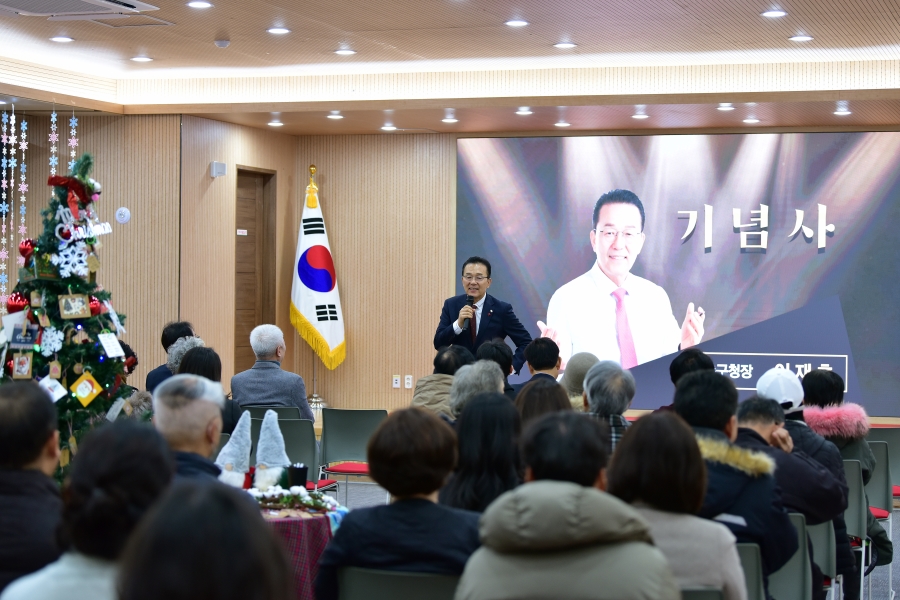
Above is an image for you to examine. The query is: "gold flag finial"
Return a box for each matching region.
[306,165,318,208]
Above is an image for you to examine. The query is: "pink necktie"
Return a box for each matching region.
[611,288,638,369]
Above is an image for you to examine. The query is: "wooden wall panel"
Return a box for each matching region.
[294,134,456,410]
[180,116,298,390]
[17,114,180,389]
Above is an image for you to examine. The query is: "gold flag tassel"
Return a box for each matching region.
[306,165,318,208]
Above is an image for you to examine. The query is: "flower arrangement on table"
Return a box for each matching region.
[250,485,340,513]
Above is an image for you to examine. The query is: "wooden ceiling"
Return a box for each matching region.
[0,0,899,75]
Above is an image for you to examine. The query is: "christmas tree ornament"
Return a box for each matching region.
[49,111,58,177]
[40,326,63,357]
[73,362,83,374]
[86,253,100,273]
[68,435,78,455]
[11,351,32,379]
[48,360,61,379]
[69,371,102,407]
[67,113,78,173]
[37,312,50,327]
[73,330,90,344]
[89,296,101,316]
[17,117,27,244]
[6,292,27,313]
[59,449,69,468]
[29,290,41,307]
[58,294,90,319]
[51,241,89,278]
[18,239,34,262]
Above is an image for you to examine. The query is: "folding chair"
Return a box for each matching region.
[865,428,900,499]
[242,405,302,420]
[337,567,459,600]
[809,520,838,600]
[843,460,870,600]
[865,441,893,599]
[680,589,725,600]
[769,512,812,600]
[736,543,765,600]
[320,408,388,505]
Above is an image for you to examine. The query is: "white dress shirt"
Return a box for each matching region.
[546,262,681,366]
[452,295,486,336]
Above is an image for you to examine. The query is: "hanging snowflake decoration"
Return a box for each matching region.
[51,241,89,278]
[40,326,64,357]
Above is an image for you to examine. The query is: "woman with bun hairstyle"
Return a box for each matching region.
[0,421,173,600]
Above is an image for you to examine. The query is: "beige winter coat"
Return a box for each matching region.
[455,480,680,600]
[410,374,454,419]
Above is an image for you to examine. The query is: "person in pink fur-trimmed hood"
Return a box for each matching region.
[803,369,893,576]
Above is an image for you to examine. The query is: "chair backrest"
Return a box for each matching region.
[337,567,459,600]
[768,513,811,600]
[680,588,725,600]
[865,427,900,486]
[866,441,892,512]
[242,405,302,420]
[249,417,263,465]
[217,433,230,455]
[843,460,867,539]
[248,418,318,470]
[736,543,766,600]
[321,408,388,465]
[808,520,837,579]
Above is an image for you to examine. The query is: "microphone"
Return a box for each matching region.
[462,295,475,331]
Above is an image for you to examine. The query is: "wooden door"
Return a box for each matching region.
[235,172,266,373]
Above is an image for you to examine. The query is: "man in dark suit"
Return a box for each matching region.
[434,256,532,374]
[511,337,562,397]
[145,321,194,393]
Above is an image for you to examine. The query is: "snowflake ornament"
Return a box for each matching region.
[40,327,64,357]
[51,241,89,278]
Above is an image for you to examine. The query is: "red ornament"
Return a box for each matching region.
[89,296,101,316]
[18,239,35,262]
[59,227,72,241]
[6,292,27,313]
[4,359,12,375]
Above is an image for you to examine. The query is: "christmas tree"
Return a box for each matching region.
[1,154,129,474]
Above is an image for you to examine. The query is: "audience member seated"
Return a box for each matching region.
[178,346,241,435]
[118,482,294,600]
[230,324,314,421]
[449,360,505,418]
[514,378,571,426]
[607,411,747,600]
[411,345,475,419]
[736,396,847,600]
[0,383,62,593]
[315,408,480,600]
[673,371,797,595]
[757,367,858,598]
[670,348,714,385]
[440,392,521,512]
[456,412,679,600]
[145,320,194,392]
[165,335,206,378]
[476,340,517,401]
[153,375,225,482]
[802,369,893,572]
[511,337,561,396]
[583,360,635,453]
[558,351,599,411]
[0,421,173,600]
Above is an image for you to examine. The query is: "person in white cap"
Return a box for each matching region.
[756,367,860,599]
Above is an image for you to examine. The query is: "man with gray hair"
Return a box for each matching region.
[582,360,636,453]
[230,324,314,421]
[153,374,226,482]
[449,360,505,418]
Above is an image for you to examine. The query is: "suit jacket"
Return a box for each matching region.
[433,294,532,374]
[230,361,314,421]
[145,363,172,393]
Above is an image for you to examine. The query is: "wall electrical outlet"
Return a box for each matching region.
[404,375,413,389]
[392,375,401,389]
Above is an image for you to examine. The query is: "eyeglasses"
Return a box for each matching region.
[462,275,489,282]
[595,229,641,242]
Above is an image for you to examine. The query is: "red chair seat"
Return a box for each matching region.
[893,485,900,497]
[306,479,338,491]
[823,576,832,588]
[850,536,863,548]
[870,506,890,520]
[324,462,369,475]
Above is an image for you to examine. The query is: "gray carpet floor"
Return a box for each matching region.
[330,481,900,599]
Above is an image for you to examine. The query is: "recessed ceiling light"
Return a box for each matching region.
[834,100,851,116]
[442,117,458,123]
[268,121,284,127]
[327,111,344,119]
[267,27,290,34]
[381,125,397,131]
[554,42,576,49]
[761,9,786,17]
[632,104,649,119]
[0,100,6,105]
[131,56,153,62]
[631,114,649,120]
[187,1,212,7]
[789,34,813,42]
[505,19,528,27]
[442,108,458,124]
[717,103,735,111]
[50,36,74,42]
[516,107,533,115]
[555,121,571,127]
[334,49,356,55]
[743,117,760,124]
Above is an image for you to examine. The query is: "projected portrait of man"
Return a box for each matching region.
[540,189,705,368]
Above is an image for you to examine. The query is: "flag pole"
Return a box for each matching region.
[308,325,325,420]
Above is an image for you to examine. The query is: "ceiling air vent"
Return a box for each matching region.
[0,0,159,16]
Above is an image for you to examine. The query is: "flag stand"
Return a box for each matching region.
[308,358,325,421]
